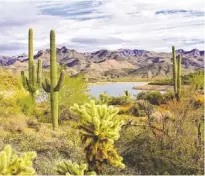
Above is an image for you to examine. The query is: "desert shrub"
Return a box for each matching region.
[137,91,164,105]
[183,71,204,87]
[97,92,131,106]
[109,95,131,105]
[189,71,204,91]
[98,92,111,104]
[148,79,172,85]
[146,91,163,105]
[0,69,21,91]
[162,91,175,103]
[16,92,35,116]
[130,103,146,117]
[118,104,133,115]
[0,94,20,117]
[59,105,79,124]
[118,89,204,175]
[135,91,147,100]
[59,74,89,108]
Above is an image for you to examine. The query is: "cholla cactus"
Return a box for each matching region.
[70,100,125,174]
[55,160,96,175]
[0,145,36,175]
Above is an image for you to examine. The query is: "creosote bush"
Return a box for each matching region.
[136,91,175,105]
[98,93,131,106]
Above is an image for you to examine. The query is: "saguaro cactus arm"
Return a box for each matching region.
[37,59,42,85]
[177,54,182,100]
[54,70,65,91]
[28,28,34,82]
[172,46,177,94]
[42,78,51,93]
[21,71,29,91]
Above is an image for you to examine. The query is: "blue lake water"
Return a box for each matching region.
[88,82,149,97]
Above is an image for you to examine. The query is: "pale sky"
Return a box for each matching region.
[0,0,204,56]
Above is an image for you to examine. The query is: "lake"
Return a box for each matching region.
[88,82,149,97]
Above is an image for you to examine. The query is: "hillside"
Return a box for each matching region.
[0,47,204,81]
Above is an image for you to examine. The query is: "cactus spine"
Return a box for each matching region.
[42,30,65,129]
[177,54,182,100]
[21,28,42,103]
[172,46,182,101]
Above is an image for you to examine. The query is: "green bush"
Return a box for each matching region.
[0,93,20,117]
[109,96,131,105]
[16,92,35,116]
[162,91,175,103]
[136,91,164,105]
[98,93,131,106]
[0,69,21,91]
[98,93,111,105]
[146,91,163,105]
[130,103,146,117]
[148,79,172,85]
[59,74,89,107]
[135,91,147,100]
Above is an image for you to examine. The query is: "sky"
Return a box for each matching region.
[0,0,204,56]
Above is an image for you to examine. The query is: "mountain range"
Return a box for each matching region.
[0,47,204,81]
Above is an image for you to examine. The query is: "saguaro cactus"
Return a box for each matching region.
[42,30,65,129]
[172,46,177,95]
[21,28,42,103]
[176,54,182,100]
[172,46,182,101]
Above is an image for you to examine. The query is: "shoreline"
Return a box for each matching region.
[133,85,173,91]
[88,81,149,86]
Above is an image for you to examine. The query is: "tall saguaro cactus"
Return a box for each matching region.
[172,46,182,101]
[42,30,65,129]
[21,28,42,103]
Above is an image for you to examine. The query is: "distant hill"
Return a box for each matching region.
[0,47,204,81]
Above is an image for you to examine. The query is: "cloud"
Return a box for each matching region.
[0,0,204,56]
